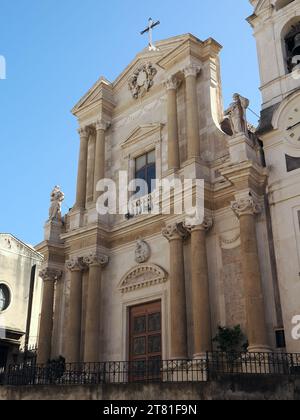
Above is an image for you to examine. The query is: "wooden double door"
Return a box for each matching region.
[129,301,162,381]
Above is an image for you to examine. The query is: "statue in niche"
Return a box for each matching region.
[224,93,250,136]
[49,186,65,222]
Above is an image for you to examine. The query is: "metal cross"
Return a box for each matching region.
[141,18,160,51]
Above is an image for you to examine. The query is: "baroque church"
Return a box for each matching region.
[35,0,300,366]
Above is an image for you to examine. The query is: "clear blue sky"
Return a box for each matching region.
[0,0,259,246]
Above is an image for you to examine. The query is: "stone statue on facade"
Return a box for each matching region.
[49,186,65,222]
[225,93,250,136]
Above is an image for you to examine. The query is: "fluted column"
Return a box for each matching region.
[75,127,89,209]
[94,121,109,202]
[232,197,270,352]
[165,76,180,171]
[186,218,213,357]
[163,223,188,359]
[86,129,96,204]
[65,258,86,363]
[83,253,109,363]
[37,268,62,364]
[183,65,201,160]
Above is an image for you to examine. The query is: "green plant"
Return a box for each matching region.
[213,325,248,353]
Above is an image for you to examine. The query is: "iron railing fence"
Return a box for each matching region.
[4,359,207,386]
[2,352,300,386]
[208,352,300,376]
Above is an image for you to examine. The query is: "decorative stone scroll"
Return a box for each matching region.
[119,264,168,294]
[128,63,157,99]
[231,196,262,218]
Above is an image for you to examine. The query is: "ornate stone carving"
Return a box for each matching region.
[95,120,110,132]
[184,217,213,233]
[48,186,65,222]
[164,76,180,91]
[66,257,87,272]
[119,264,168,294]
[224,94,250,136]
[184,217,214,233]
[39,268,63,282]
[219,231,241,250]
[83,253,109,267]
[78,126,90,138]
[162,222,189,241]
[183,65,201,78]
[135,239,151,264]
[231,196,262,218]
[128,63,157,99]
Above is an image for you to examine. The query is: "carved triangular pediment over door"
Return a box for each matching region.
[118,263,168,294]
[121,123,164,150]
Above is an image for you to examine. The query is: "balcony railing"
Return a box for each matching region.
[126,191,157,218]
[1,352,300,386]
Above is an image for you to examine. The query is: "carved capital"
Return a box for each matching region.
[95,120,110,132]
[183,65,201,78]
[78,126,90,138]
[162,222,189,241]
[66,257,87,272]
[164,76,181,91]
[231,197,262,218]
[83,253,109,268]
[184,217,213,233]
[39,268,63,283]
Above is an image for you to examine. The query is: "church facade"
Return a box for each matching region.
[35,0,300,365]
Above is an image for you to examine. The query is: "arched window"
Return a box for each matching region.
[0,284,11,312]
[284,21,300,73]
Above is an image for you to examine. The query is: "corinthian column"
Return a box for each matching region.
[163,223,188,359]
[86,129,96,204]
[185,218,213,357]
[165,76,180,171]
[65,258,86,363]
[94,121,109,202]
[83,253,109,363]
[37,268,62,365]
[232,197,270,352]
[183,65,201,160]
[75,127,90,209]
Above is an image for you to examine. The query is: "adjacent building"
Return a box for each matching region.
[248,0,300,352]
[0,234,43,370]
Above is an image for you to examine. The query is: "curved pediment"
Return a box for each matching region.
[119,264,168,294]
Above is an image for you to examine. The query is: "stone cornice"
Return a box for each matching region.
[221,161,268,196]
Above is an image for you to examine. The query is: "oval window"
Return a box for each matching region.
[0,284,11,312]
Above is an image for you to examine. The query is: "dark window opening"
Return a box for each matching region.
[275,330,286,349]
[135,151,156,197]
[285,22,300,73]
[286,154,300,172]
